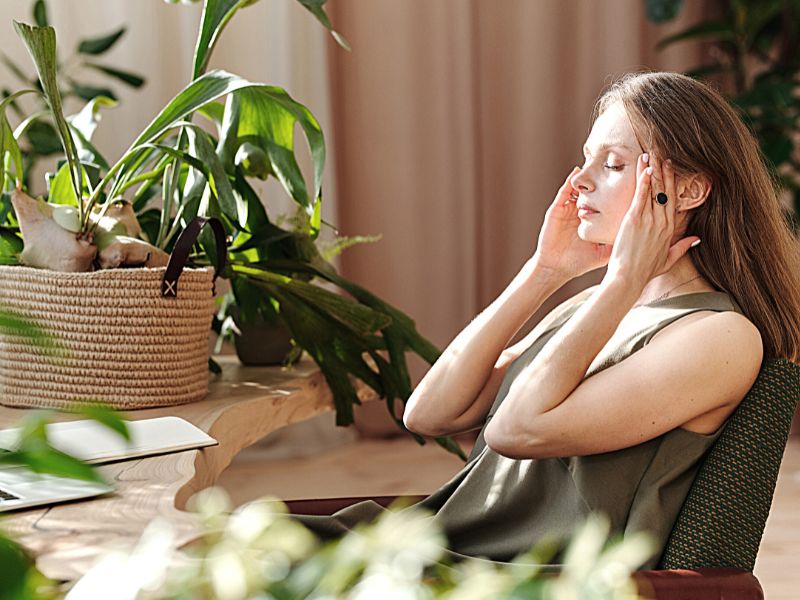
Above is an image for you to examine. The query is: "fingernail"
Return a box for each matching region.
[642,153,649,163]
[691,239,701,248]
[666,158,672,168]
[645,166,653,174]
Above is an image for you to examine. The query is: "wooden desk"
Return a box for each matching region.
[0,355,376,582]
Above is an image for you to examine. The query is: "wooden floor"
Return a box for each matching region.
[217,418,800,599]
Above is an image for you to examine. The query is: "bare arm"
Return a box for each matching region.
[484,279,763,459]
[402,258,568,437]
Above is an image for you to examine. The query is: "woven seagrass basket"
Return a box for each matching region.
[0,216,225,410]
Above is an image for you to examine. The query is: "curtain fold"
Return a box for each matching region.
[326,0,715,388]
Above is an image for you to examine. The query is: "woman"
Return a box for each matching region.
[293,71,800,569]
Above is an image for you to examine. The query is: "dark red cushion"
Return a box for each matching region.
[633,568,763,599]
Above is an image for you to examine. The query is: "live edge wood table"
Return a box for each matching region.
[0,355,377,583]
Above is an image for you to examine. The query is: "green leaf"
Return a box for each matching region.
[71,405,130,442]
[209,357,222,374]
[68,96,118,141]
[258,260,443,403]
[0,91,37,186]
[116,71,323,216]
[0,228,23,256]
[310,195,321,239]
[434,436,467,461]
[196,100,226,129]
[232,169,270,233]
[683,63,732,79]
[295,0,351,50]
[77,27,126,55]
[68,80,117,102]
[0,411,103,483]
[47,160,90,206]
[0,115,21,192]
[128,70,253,150]
[47,161,76,205]
[185,125,245,226]
[238,266,393,335]
[644,0,684,23]
[0,446,104,484]
[192,0,254,79]
[266,285,360,425]
[68,123,110,171]
[157,131,187,248]
[236,86,325,210]
[761,132,794,167]
[84,62,145,88]
[0,52,31,86]
[0,535,34,600]
[217,91,241,168]
[32,0,48,27]
[228,223,293,254]
[13,21,84,222]
[654,20,735,51]
[0,307,55,351]
[25,120,62,155]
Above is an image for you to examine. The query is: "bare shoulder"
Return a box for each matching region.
[649,309,764,407]
[651,309,761,351]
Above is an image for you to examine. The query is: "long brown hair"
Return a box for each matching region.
[594,71,800,363]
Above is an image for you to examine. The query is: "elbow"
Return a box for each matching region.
[402,410,423,434]
[402,406,444,437]
[484,419,549,460]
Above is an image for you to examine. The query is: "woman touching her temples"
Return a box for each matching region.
[292,71,800,569]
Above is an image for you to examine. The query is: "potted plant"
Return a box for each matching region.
[213,206,383,367]
[0,0,463,458]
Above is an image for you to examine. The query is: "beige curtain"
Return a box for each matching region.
[325,0,715,392]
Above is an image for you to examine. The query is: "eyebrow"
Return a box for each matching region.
[583,142,638,155]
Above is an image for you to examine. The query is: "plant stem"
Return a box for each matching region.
[117,165,168,194]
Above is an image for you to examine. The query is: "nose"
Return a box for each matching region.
[570,165,592,194]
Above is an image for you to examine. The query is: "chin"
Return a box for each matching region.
[577,222,611,245]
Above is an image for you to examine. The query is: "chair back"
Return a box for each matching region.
[658,357,800,570]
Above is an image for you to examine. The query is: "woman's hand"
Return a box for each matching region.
[604,153,700,290]
[531,167,615,282]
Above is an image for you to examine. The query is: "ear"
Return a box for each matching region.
[676,172,712,212]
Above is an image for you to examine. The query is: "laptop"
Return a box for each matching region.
[0,416,218,512]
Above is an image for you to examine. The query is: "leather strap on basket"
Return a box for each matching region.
[161,216,227,298]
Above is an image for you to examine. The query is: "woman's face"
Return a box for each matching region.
[570,101,644,245]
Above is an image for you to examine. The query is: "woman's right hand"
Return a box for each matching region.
[530,166,614,281]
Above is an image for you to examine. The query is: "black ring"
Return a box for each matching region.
[656,192,669,205]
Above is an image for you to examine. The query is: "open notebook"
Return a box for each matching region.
[0,416,218,512]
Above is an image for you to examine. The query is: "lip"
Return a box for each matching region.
[577,204,599,216]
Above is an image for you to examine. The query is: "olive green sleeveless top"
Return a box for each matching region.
[292,287,744,570]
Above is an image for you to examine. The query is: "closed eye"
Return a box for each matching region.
[604,163,624,171]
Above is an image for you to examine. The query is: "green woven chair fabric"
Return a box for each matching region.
[658,357,800,571]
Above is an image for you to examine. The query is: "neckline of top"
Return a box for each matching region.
[634,290,731,309]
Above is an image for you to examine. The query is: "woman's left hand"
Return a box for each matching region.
[604,153,701,290]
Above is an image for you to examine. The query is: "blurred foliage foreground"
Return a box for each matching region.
[2,485,658,600]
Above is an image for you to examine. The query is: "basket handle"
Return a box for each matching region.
[161,216,227,298]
